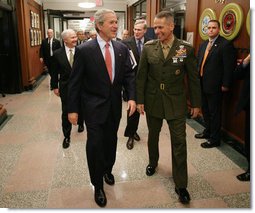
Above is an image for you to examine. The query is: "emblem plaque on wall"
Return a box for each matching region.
[199,8,217,40]
[219,3,243,40]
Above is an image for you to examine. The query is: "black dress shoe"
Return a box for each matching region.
[236,171,250,181]
[201,141,220,148]
[195,133,209,139]
[62,137,70,149]
[175,188,190,204]
[126,137,134,150]
[133,132,140,141]
[94,188,107,207]
[146,165,156,176]
[78,125,84,133]
[104,173,115,185]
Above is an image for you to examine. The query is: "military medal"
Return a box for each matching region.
[172,57,178,63]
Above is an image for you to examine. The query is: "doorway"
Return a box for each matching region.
[0,6,22,94]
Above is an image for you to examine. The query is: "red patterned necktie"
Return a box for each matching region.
[105,42,112,82]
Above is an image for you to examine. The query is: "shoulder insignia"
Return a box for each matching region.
[144,39,157,46]
[178,39,192,47]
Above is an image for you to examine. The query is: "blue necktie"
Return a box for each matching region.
[137,39,142,56]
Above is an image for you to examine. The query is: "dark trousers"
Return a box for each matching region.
[61,95,72,138]
[61,91,83,138]
[124,110,140,137]
[244,105,250,171]
[85,111,119,189]
[45,56,54,78]
[146,114,187,188]
[201,92,222,143]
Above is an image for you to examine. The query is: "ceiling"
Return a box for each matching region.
[41,0,129,11]
[40,0,186,12]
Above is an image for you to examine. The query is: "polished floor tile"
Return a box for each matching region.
[0,75,251,208]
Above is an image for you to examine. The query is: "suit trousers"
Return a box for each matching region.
[244,105,250,170]
[85,110,119,189]
[124,110,140,137]
[146,114,188,188]
[45,56,54,78]
[201,91,222,143]
[60,94,72,138]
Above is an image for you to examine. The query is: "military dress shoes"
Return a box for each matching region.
[146,165,156,176]
[104,173,115,185]
[78,125,84,133]
[62,137,70,149]
[126,137,134,150]
[94,188,107,207]
[201,141,220,148]
[175,188,190,204]
[195,133,209,139]
[133,132,140,141]
[236,171,250,181]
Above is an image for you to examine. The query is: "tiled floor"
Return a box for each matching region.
[0,75,251,208]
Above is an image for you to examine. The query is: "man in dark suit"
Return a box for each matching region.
[122,19,151,150]
[235,54,250,181]
[39,29,61,84]
[51,29,84,149]
[195,20,236,148]
[76,29,86,45]
[67,9,136,207]
[136,11,201,204]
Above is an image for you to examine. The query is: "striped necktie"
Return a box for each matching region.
[105,42,112,82]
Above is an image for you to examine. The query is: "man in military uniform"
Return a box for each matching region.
[136,10,201,204]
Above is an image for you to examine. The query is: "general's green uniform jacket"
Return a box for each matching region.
[136,37,201,119]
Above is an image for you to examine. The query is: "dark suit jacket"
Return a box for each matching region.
[122,36,151,74]
[234,62,250,114]
[39,38,61,66]
[51,47,73,99]
[68,39,135,124]
[197,35,236,94]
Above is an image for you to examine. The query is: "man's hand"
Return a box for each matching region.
[221,86,229,92]
[190,107,200,118]
[136,104,145,115]
[53,88,60,96]
[39,58,44,63]
[127,100,136,116]
[68,113,78,125]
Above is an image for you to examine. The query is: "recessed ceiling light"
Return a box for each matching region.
[78,2,96,9]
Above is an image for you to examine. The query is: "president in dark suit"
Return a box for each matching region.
[67,9,136,207]
[51,29,84,149]
[195,20,236,148]
[122,19,151,150]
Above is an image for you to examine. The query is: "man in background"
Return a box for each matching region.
[195,20,236,149]
[122,19,150,150]
[76,29,86,45]
[121,29,129,40]
[51,29,84,149]
[39,29,61,89]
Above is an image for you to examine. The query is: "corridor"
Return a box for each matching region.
[0,75,250,208]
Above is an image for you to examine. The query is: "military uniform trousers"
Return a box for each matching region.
[146,114,188,188]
